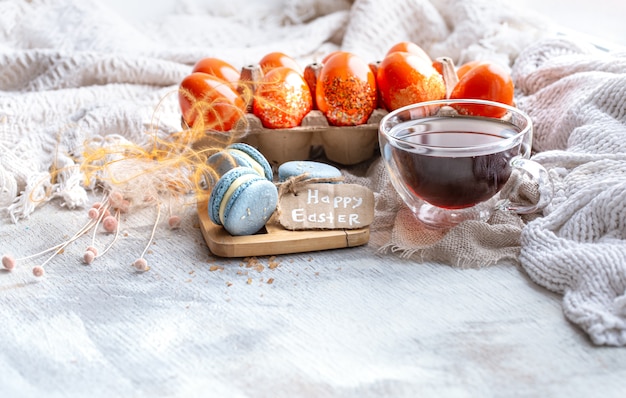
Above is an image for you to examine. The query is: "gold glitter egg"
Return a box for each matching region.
[376,49,445,112]
[252,66,313,129]
[315,52,377,127]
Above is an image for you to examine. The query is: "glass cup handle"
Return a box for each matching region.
[502,157,553,215]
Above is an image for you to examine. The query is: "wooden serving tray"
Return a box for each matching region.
[197,201,370,257]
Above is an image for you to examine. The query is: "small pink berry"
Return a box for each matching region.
[87,208,99,219]
[168,215,181,230]
[85,246,99,256]
[91,202,103,210]
[102,215,118,233]
[83,251,95,265]
[32,266,45,277]
[2,255,16,271]
[117,199,131,213]
[108,191,124,207]
[132,258,149,272]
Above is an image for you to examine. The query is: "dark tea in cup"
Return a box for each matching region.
[387,116,522,209]
[379,99,552,228]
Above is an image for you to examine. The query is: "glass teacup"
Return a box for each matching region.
[378,99,552,228]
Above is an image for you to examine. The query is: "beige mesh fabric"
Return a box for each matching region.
[343,159,533,269]
[384,207,526,267]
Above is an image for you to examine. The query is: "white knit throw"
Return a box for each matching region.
[1,0,625,345]
[512,39,626,346]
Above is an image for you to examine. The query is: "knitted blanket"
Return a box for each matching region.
[513,39,626,346]
[1,0,625,346]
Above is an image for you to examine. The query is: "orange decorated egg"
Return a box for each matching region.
[385,41,431,61]
[179,72,246,131]
[258,52,302,75]
[321,50,346,64]
[316,52,377,126]
[252,66,312,129]
[449,61,515,118]
[191,57,240,87]
[376,50,446,111]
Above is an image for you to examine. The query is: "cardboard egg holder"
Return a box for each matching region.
[192,108,387,167]
[239,108,387,166]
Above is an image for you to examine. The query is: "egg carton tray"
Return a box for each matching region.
[193,109,387,167]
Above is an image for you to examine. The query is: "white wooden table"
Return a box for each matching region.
[1,199,624,397]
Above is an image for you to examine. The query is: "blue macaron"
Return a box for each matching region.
[208,166,278,236]
[207,143,273,181]
[277,160,342,182]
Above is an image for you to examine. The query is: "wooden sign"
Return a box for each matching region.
[278,183,375,230]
